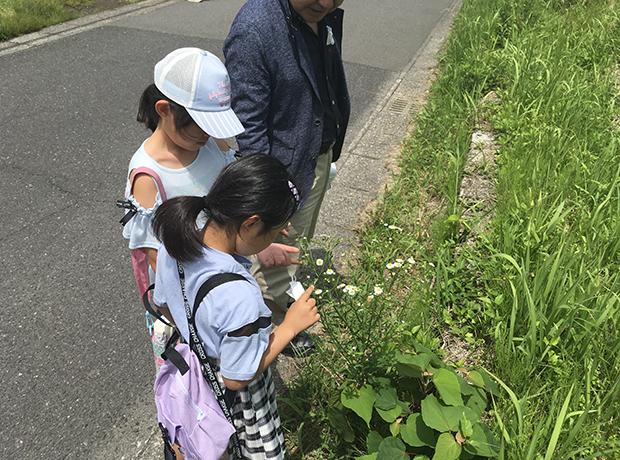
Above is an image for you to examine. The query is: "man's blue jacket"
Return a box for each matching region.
[224,0,351,203]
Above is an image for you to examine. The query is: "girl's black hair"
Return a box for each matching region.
[136,83,194,133]
[152,154,301,263]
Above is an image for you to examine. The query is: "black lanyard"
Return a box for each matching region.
[177,261,243,459]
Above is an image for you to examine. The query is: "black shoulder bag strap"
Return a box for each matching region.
[176,261,248,459]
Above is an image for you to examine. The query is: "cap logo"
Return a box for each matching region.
[209,80,231,107]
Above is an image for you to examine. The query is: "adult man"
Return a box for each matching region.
[224,0,350,354]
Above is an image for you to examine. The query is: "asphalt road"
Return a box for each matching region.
[0,0,458,458]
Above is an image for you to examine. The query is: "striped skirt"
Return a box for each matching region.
[208,358,286,460]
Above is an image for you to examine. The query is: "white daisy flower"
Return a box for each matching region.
[325,268,335,275]
[429,262,435,267]
[315,289,323,295]
[316,259,324,266]
[386,263,395,269]
[374,286,383,295]
[408,257,416,264]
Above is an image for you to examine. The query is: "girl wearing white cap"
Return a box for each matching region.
[121,48,245,371]
[121,48,301,372]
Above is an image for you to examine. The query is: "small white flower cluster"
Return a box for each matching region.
[386,257,416,270]
[337,283,359,296]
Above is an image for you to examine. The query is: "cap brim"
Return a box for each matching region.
[187,107,245,139]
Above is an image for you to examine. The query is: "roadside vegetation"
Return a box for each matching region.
[281,0,620,459]
[0,0,128,41]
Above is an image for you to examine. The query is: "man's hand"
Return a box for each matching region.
[257,243,301,269]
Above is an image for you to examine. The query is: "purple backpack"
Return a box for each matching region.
[154,343,235,460]
[153,269,249,460]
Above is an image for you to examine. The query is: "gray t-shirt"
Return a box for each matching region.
[153,246,272,381]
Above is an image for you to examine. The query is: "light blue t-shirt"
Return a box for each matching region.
[153,246,272,381]
[122,138,236,250]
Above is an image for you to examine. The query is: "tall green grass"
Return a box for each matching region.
[282,0,620,458]
[422,0,620,456]
[1,0,99,41]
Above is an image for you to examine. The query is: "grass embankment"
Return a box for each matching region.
[282,0,620,459]
[0,0,125,41]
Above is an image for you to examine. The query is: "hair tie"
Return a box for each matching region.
[202,196,211,215]
[288,180,300,207]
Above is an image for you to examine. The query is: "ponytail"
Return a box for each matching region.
[151,195,208,263]
[151,154,300,262]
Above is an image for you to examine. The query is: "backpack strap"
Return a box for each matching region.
[163,273,250,376]
[142,284,176,329]
[191,273,249,325]
[176,262,249,459]
[129,166,168,201]
[117,166,167,226]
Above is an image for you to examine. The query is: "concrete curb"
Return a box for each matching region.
[0,0,177,57]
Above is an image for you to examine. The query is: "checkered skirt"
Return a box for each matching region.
[207,358,285,460]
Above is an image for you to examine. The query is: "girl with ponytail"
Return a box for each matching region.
[151,154,319,460]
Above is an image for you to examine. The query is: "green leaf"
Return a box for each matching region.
[460,413,473,438]
[464,386,488,418]
[475,369,500,396]
[395,363,423,378]
[376,437,408,460]
[376,405,403,423]
[326,407,355,442]
[455,370,474,396]
[421,395,478,432]
[432,433,461,460]
[356,454,378,460]
[401,413,438,447]
[463,423,499,457]
[390,420,401,437]
[342,384,376,427]
[375,387,399,410]
[367,431,383,454]
[432,368,464,406]
[468,370,485,388]
[411,342,444,367]
[396,351,432,372]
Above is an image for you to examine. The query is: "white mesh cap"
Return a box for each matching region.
[154,48,244,139]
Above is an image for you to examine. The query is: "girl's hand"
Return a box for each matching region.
[284,286,320,335]
[257,243,301,268]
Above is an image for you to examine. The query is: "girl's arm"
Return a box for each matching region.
[222,286,319,391]
[132,173,159,271]
[157,305,176,326]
